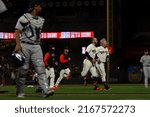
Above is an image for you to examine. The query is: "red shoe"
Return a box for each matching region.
[95,88,105,91]
[66,75,70,80]
[53,85,59,90]
[50,87,56,90]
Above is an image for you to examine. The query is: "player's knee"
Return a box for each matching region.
[34,59,45,67]
[51,74,55,78]
[81,71,87,77]
[18,65,29,76]
[36,66,46,75]
[38,73,46,79]
[49,73,55,78]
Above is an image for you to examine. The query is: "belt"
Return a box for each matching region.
[144,65,150,67]
[21,41,39,45]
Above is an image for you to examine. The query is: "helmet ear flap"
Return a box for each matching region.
[12,51,26,68]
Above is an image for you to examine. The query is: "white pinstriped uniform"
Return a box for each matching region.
[81,44,98,78]
[96,46,109,82]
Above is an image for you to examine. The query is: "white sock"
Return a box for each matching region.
[50,77,55,88]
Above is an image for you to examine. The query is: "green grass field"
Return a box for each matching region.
[0,84,150,100]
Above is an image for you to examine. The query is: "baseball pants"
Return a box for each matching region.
[45,67,55,89]
[143,66,150,88]
[16,43,49,94]
[55,68,70,86]
[96,62,106,82]
[81,59,98,78]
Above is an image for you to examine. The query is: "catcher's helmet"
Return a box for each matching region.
[12,51,25,67]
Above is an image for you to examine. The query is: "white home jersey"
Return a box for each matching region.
[86,44,97,59]
[140,55,150,67]
[0,0,7,13]
[15,13,45,44]
[96,46,109,63]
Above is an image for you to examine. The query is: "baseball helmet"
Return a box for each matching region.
[12,51,25,67]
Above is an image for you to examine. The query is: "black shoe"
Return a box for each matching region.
[84,79,87,86]
[103,82,111,90]
[35,87,42,93]
[43,91,54,98]
[93,85,98,90]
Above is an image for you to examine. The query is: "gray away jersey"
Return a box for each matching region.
[140,55,150,67]
[15,13,45,44]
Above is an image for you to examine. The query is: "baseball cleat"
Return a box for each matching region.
[145,84,148,88]
[43,91,54,98]
[95,88,105,91]
[17,93,25,98]
[66,75,71,80]
[50,86,56,90]
[35,87,42,93]
[53,85,59,90]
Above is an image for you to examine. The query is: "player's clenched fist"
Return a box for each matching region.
[92,59,96,64]
[97,59,101,64]
[68,57,71,61]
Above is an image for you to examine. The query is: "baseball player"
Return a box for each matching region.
[95,38,111,90]
[14,0,54,98]
[44,45,58,90]
[140,49,150,88]
[0,0,7,13]
[81,37,99,90]
[54,47,71,89]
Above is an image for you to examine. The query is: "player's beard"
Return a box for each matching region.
[94,42,98,46]
[37,10,42,15]
[35,6,42,15]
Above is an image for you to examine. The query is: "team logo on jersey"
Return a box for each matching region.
[100,51,107,54]
[92,49,96,53]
